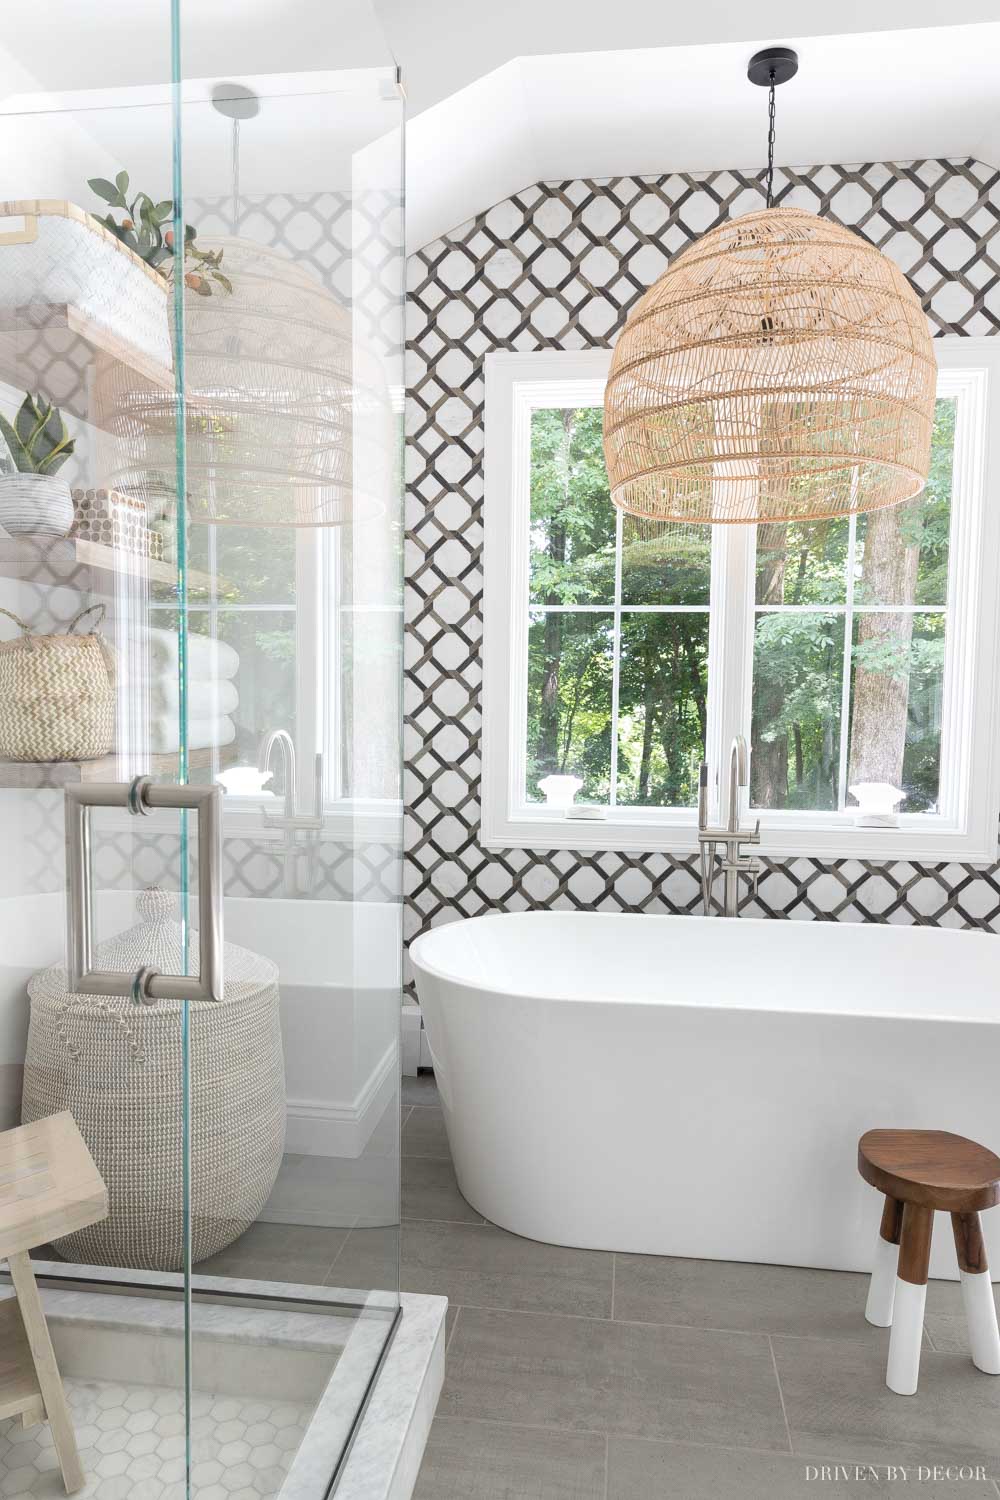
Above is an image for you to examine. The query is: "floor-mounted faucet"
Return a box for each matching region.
[697,735,762,917]
[258,731,324,897]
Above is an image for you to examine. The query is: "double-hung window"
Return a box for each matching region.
[482,342,1000,858]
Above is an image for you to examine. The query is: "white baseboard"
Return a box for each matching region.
[285,1041,398,1159]
[402,1004,434,1076]
[401,1006,422,1076]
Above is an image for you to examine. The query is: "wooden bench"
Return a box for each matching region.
[1,1112,108,1493]
[859,1128,1000,1395]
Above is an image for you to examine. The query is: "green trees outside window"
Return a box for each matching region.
[526,400,955,814]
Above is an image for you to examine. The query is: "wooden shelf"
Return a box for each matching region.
[0,533,220,595]
[0,301,174,432]
[0,744,237,790]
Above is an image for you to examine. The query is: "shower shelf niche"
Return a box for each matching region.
[0,744,237,789]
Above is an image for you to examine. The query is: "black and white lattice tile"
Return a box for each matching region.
[403,159,1000,968]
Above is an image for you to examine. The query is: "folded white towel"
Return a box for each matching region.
[147,678,239,718]
[143,627,240,682]
[148,714,237,754]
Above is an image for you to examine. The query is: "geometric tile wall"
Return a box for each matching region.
[404,158,1000,965]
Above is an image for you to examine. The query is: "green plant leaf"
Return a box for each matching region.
[0,413,32,473]
[37,432,74,474]
[154,200,173,221]
[16,394,51,462]
[88,177,121,206]
[41,403,66,454]
[211,272,233,294]
[115,169,130,197]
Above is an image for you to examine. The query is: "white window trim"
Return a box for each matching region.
[148,525,402,848]
[482,340,1000,861]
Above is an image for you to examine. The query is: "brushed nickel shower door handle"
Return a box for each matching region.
[65,777,224,1004]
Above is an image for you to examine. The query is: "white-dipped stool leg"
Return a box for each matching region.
[952,1212,1000,1376]
[866,1232,900,1327]
[960,1271,1000,1374]
[886,1278,927,1395]
[885,1203,933,1396]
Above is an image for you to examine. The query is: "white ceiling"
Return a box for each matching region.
[3,3,1000,257]
[404,20,1000,250]
[374,0,1000,118]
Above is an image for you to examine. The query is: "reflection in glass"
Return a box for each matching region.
[527,611,613,802]
[751,613,845,810]
[617,612,708,807]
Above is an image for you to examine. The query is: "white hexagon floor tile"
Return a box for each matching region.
[0,1378,311,1499]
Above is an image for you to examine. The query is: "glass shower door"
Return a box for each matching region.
[1,1,404,1496]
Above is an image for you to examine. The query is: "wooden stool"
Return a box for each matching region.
[1,1112,108,1494]
[859,1128,1000,1396]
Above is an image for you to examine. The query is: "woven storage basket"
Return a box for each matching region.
[0,603,115,762]
[22,888,286,1270]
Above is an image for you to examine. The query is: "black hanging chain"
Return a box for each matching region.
[765,70,776,208]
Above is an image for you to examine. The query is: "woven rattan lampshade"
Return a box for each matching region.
[102,237,390,527]
[603,205,937,526]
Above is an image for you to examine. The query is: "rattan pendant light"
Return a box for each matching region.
[603,47,937,526]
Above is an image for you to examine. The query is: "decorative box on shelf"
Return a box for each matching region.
[0,200,172,370]
[69,487,163,561]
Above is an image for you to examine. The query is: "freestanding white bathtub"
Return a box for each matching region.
[410,911,1000,1282]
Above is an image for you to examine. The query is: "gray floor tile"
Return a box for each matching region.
[400,1221,613,1318]
[402,1072,440,1109]
[196,1220,349,1284]
[261,1148,398,1231]
[925,1279,1000,1354]
[414,1417,606,1499]
[403,1156,484,1224]
[402,1106,451,1157]
[443,1306,788,1451]
[445,1304,459,1347]
[613,1254,873,1340]
[607,1437,998,1498]
[773,1334,1000,1473]
[326,1225,400,1295]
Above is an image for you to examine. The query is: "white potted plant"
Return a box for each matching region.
[0,392,76,536]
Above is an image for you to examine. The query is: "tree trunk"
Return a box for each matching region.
[847,503,920,792]
[537,411,574,777]
[751,521,789,807]
[638,663,655,801]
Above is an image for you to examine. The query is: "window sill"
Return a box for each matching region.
[221,796,402,845]
[480,810,999,864]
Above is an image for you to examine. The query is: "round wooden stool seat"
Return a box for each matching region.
[858,1127,1000,1396]
[859,1129,1000,1214]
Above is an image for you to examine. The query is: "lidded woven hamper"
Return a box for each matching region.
[22,889,286,1270]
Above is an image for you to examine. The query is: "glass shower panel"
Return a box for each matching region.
[0,2,404,1497]
[0,0,195,1480]
[173,5,405,1492]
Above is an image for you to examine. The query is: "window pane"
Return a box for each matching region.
[526,610,613,803]
[529,407,615,605]
[621,517,711,606]
[848,611,945,813]
[617,613,708,808]
[755,519,849,606]
[751,613,845,810]
[855,397,954,607]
